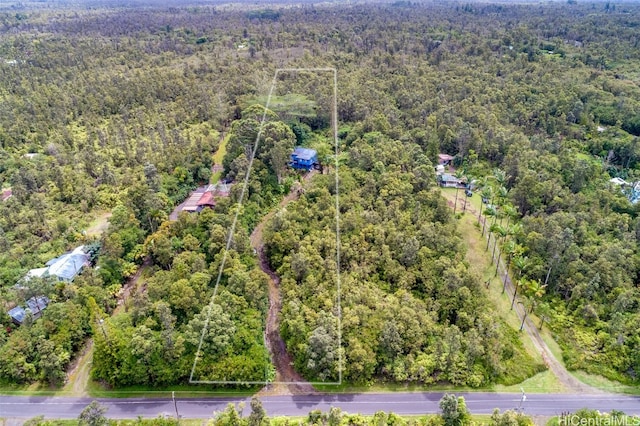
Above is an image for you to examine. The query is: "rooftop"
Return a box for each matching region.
[46,248,89,281]
[440,173,463,182]
[292,147,317,161]
[197,192,215,207]
[25,267,48,280]
[8,306,26,324]
[182,187,207,212]
[8,296,49,324]
[610,177,628,186]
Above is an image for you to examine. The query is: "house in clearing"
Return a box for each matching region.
[46,246,90,282]
[290,147,318,171]
[8,296,50,326]
[438,173,465,188]
[180,182,232,214]
[1,189,12,202]
[181,187,208,213]
[21,246,90,284]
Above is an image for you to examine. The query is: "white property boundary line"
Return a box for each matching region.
[189,67,342,386]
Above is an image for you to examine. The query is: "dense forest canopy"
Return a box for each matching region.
[0,0,639,387]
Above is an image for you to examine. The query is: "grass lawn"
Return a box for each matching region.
[494,370,566,393]
[569,371,640,395]
[315,373,561,394]
[61,340,94,397]
[0,379,258,399]
[0,380,64,396]
[86,379,259,398]
[440,189,543,361]
[538,328,565,368]
[210,171,223,184]
[212,132,229,165]
[314,381,502,394]
[210,131,230,184]
[85,211,113,237]
[439,188,565,393]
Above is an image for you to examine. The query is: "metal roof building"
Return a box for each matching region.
[8,296,49,325]
[47,253,89,282]
[438,173,466,188]
[25,245,90,283]
[290,147,318,171]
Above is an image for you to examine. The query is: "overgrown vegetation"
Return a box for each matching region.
[263,132,541,386]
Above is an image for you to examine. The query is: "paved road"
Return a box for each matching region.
[1,393,639,419]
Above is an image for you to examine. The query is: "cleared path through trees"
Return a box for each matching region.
[251,171,317,396]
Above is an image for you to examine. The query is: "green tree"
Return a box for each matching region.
[258,121,296,185]
[439,394,471,426]
[482,205,497,239]
[248,397,266,426]
[36,339,70,385]
[490,408,534,426]
[184,304,235,356]
[479,186,493,224]
[328,407,343,426]
[212,403,245,426]
[78,400,108,426]
[306,311,339,381]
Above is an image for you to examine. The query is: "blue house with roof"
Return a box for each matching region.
[290,147,318,171]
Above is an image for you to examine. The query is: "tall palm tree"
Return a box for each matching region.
[508,255,530,295]
[463,177,470,214]
[495,186,509,225]
[479,186,493,223]
[524,279,547,313]
[511,277,525,310]
[491,213,506,262]
[482,204,497,239]
[502,240,522,290]
[501,203,518,228]
[493,168,507,188]
[490,223,508,274]
[489,223,507,262]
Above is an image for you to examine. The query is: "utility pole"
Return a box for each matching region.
[173,391,180,424]
[517,387,527,412]
[98,318,107,340]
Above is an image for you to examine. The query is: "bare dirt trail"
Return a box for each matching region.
[445,191,605,395]
[63,339,93,396]
[252,171,317,396]
[113,257,151,315]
